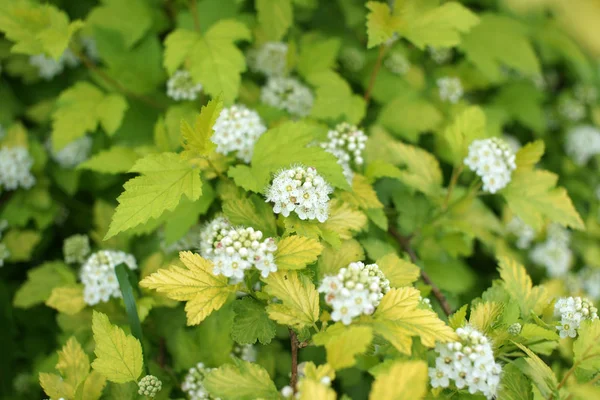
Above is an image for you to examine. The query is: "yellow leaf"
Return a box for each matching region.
[317,239,365,279]
[515,140,545,170]
[275,235,323,270]
[469,301,503,334]
[376,254,420,288]
[323,199,367,240]
[340,174,383,210]
[91,311,143,383]
[313,324,373,370]
[369,361,428,400]
[56,337,90,391]
[298,379,337,400]
[40,372,73,400]
[46,285,86,315]
[181,96,223,157]
[498,257,550,318]
[303,362,336,382]
[75,370,106,400]
[263,270,319,329]
[140,251,236,325]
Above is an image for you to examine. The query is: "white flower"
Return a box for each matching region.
[266,166,333,222]
[554,296,598,338]
[464,138,516,194]
[166,70,203,101]
[565,125,600,166]
[200,217,278,281]
[29,49,78,80]
[437,77,463,103]
[260,77,313,117]
[429,326,501,399]
[530,224,572,277]
[384,52,410,75]
[281,386,294,398]
[0,146,36,191]
[211,105,267,162]
[319,123,367,184]
[48,136,93,168]
[579,268,600,301]
[340,47,365,72]
[181,362,219,400]
[506,216,535,249]
[232,344,257,362]
[80,250,137,306]
[503,134,521,153]
[558,96,586,122]
[319,261,390,325]
[248,42,288,77]
[428,47,452,64]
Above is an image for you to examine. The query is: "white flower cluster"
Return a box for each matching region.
[503,134,521,153]
[384,52,410,75]
[437,77,463,103]
[428,47,452,64]
[506,216,535,249]
[80,250,137,305]
[319,123,367,184]
[554,296,598,338]
[211,105,267,162]
[558,96,586,122]
[0,146,36,191]
[261,77,313,117]
[200,217,278,280]
[464,138,516,194]
[530,224,573,277]
[181,362,219,400]
[167,70,203,101]
[565,125,600,166]
[266,166,333,222]
[232,344,257,362]
[579,268,600,301]
[340,47,365,72]
[48,136,93,168]
[248,42,288,77]
[29,49,79,80]
[318,261,390,325]
[429,326,502,399]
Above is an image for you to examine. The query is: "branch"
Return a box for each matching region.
[363,45,386,106]
[388,227,453,316]
[289,328,299,393]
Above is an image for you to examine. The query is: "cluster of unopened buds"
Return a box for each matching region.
[384,52,410,75]
[79,250,137,305]
[138,375,162,398]
[211,104,267,162]
[63,234,91,264]
[181,362,218,400]
[530,224,573,277]
[0,146,36,191]
[318,261,390,325]
[554,296,598,338]
[437,76,463,103]
[464,137,516,193]
[48,136,93,168]
[167,70,203,101]
[200,217,278,281]
[248,42,288,77]
[429,325,502,399]
[266,166,333,222]
[260,77,314,117]
[319,123,367,183]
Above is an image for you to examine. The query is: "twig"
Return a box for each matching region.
[363,45,386,106]
[73,50,165,110]
[189,0,201,32]
[389,227,453,316]
[289,328,299,393]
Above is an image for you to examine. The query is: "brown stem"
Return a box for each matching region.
[289,328,299,393]
[189,0,201,32]
[363,45,386,106]
[389,227,453,316]
[73,50,165,110]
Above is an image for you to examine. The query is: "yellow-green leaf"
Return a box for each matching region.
[323,199,367,240]
[4,229,41,262]
[444,106,487,165]
[56,337,90,391]
[317,239,365,279]
[498,257,550,318]
[376,254,420,288]
[263,270,319,329]
[514,343,558,398]
[365,2,402,48]
[75,370,106,400]
[369,360,428,400]
[275,236,323,270]
[298,379,336,400]
[40,372,73,400]
[256,0,293,41]
[46,285,86,315]
[78,146,141,174]
[313,324,373,370]
[340,174,383,210]
[573,319,600,371]
[181,96,223,157]
[204,358,279,400]
[515,140,545,170]
[469,301,503,334]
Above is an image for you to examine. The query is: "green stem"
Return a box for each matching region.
[115,263,144,344]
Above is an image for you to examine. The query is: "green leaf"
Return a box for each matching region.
[365,2,402,48]
[3,229,41,262]
[469,301,503,334]
[39,373,72,400]
[75,371,106,400]
[115,263,144,343]
[376,253,420,288]
[448,304,468,330]
[105,152,202,238]
[0,1,83,59]
[493,82,545,133]
[231,297,277,345]
[181,97,223,157]
[223,194,278,238]
[497,363,533,400]
[275,235,323,270]
[87,0,152,48]
[163,21,251,104]
[573,319,600,371]
[378,92,442,143]
[296,34,341,78]
[262,270,320,329]
[388,141,443,196]
[443,106,487,166]
[313,324,373,370]
[514,343,558,398]
[256,0,293,41]
[13,261,75,308]
[46,285,86,315]
[369,360,428,400]
[204,358,279,400]
[307,71,366,124]
[51,82,128,150]
[91,311,143,383]
[498,257,549,318]
[515,140,545,170]
[77,147,140,174]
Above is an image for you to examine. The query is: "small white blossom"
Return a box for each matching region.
[48,136,93,168]
[340,47,365,72]
[80,250,137,306]
[182,362,219,400]
[167,70,203,101]
[200,217,278,281]
[530,224,573,277]
[211,105,267,162]
[260,77,313,117]
[29,49,78,80]
[429,326,502,399]
[565,125,600,166]
[319,261,390,325]
[464,138,516,194]
[319,123,367,184]
[437,77,463,104]
[506,216,535,249]
[248,42,288,77]
[266,166,333,222]
[428,46,452,64]
[384,52,410,75]
[578,268,600,301]
[232,344,257,362]
[554,296,598,338]
[0,146,36,191]
[280,385,294,398]
[558,96,586,122]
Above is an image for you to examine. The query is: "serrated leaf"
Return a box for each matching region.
[256,0,293,41]
[296,34,341,78]
[307,71,366,124]
[263,270,319,329]
[340,174,383,210]
[313,324,373,370]
[444,106,487,166]
[298,379,336,400]
[75,370,106,400]
[514,343,558,398]
[469,301,503,334]
[275,235,323,270]
[140,251,236,325]
[56,337,90,392]
[231,297,276,345]
[376,254,420,288]
[78,147,140,174]
[182,97,223,156]
[322,199,367,240]
[51,82,128,150]
[498,257,549,318]
[222,194,278,238]
[573,319,600,371]
[391,141,443,195]
[365,2,402,48]
[13,261,75,308]
[87,0,152,48]
[91,311,143,383]
[204,358,279,400]
[515,140,545,170]
[40,372,73,400]
[46,285,86,315]
[497,363,533,400]
[317,239,365,279]
[369,360,428,400]
[448,304,468,330]
[105,153,202,238]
